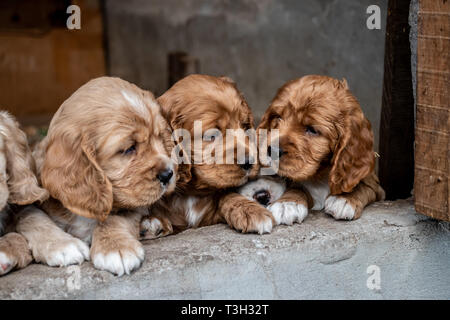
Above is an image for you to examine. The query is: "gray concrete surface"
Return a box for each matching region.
[0,199,449,299]
[104,0,387,151]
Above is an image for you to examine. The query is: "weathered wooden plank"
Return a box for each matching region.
[416,104,449,133]
[414,0,450,221]
[418,13,450,37]
[415,168,448,217]
[0,0,105,119]
[417,38,449,71]
[419,0,450,12]
[416,70,448,107]
[415,128,448,172]
[379,0,415,200]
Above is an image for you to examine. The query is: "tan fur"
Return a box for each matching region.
[0,111,48,206]
[16,77,176,276]
[259,75,385,219]
[0,233,32,275]
[0,111,49,276]
[142,75,274,238]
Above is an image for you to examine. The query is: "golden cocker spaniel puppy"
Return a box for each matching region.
[257,75,384,222]
[140,74,275,239]
[0,111,49,276]
[15,77,176,276]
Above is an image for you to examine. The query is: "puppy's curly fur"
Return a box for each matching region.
[15,77,177,276]
[140,75,275,239]
[0,111,48,276]
[259,75,385,221]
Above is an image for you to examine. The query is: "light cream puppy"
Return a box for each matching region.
[17,77,176,276]
[0,111,48,276]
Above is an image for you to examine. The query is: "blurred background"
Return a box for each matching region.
[0,0,387,150]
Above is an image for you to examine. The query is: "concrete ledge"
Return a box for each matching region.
[0,199,449,299]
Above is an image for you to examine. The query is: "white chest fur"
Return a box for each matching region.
[301,176,330,211]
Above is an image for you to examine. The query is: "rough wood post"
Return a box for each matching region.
[379,0,415,200]
[414,0,449,221]
[168,52,199,88]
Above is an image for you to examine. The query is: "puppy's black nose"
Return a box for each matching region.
[239,157,253,171]
[157,168,173,185]
[254,190,271,206]
[267,146,284,159]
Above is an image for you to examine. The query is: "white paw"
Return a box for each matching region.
[324,196,355,220]
[268,202,308,225]
[35,237,90,267]
[254,216,273,235]
[0,252,14,276]
[91,244,144,277]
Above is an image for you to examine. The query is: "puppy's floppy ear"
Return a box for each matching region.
[0,112,48,205]
[328,100,375,195]
[157,95,192,186]
[41,133,113,221]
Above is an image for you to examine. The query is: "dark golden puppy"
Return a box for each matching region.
[258,75,384,221]
[140,74,274,239]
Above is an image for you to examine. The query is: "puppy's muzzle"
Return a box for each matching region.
[239,156,253,171]
[157,168,174,185]
[253,189,271,206]
[267,146,285,160]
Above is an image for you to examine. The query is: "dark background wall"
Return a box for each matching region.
[105,0,387,150]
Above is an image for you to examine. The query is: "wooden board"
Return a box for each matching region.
[379,0,415,200]
[414,0,450,221]
[0,0,105,123]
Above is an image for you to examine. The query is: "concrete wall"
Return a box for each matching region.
[105,0,387,150]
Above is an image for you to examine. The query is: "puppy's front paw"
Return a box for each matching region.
[90,237,144,276]
[0,252,14,276]
[324,196,356,220]
[31,234,90,267]
[0,233,33,276]
[268,201,308,225]
[140,216,173,240]
[228,204,274,234]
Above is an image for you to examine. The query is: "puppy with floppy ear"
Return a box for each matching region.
[140,74,275,239]
[0,111,49,276]
[259,75,384,221]
[15,77,177,276]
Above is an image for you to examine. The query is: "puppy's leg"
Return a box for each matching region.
[0,232,32,276]
[219,192,274,234]
[324,173,385,220]
[139,215,173,240]
[16,206,90,267]
[90,210,145,276]
[268,188,311,225]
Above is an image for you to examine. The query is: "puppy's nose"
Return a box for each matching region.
[157,168,173,185]
[254,190,271,206]
[267,146,284,159]
[239,157,253,171]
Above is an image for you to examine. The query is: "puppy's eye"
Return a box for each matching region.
[242,122,251,130]
[203,131,219,142]
[271,115,281,127]
[305,126,319,136]
[121,144,136,155]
